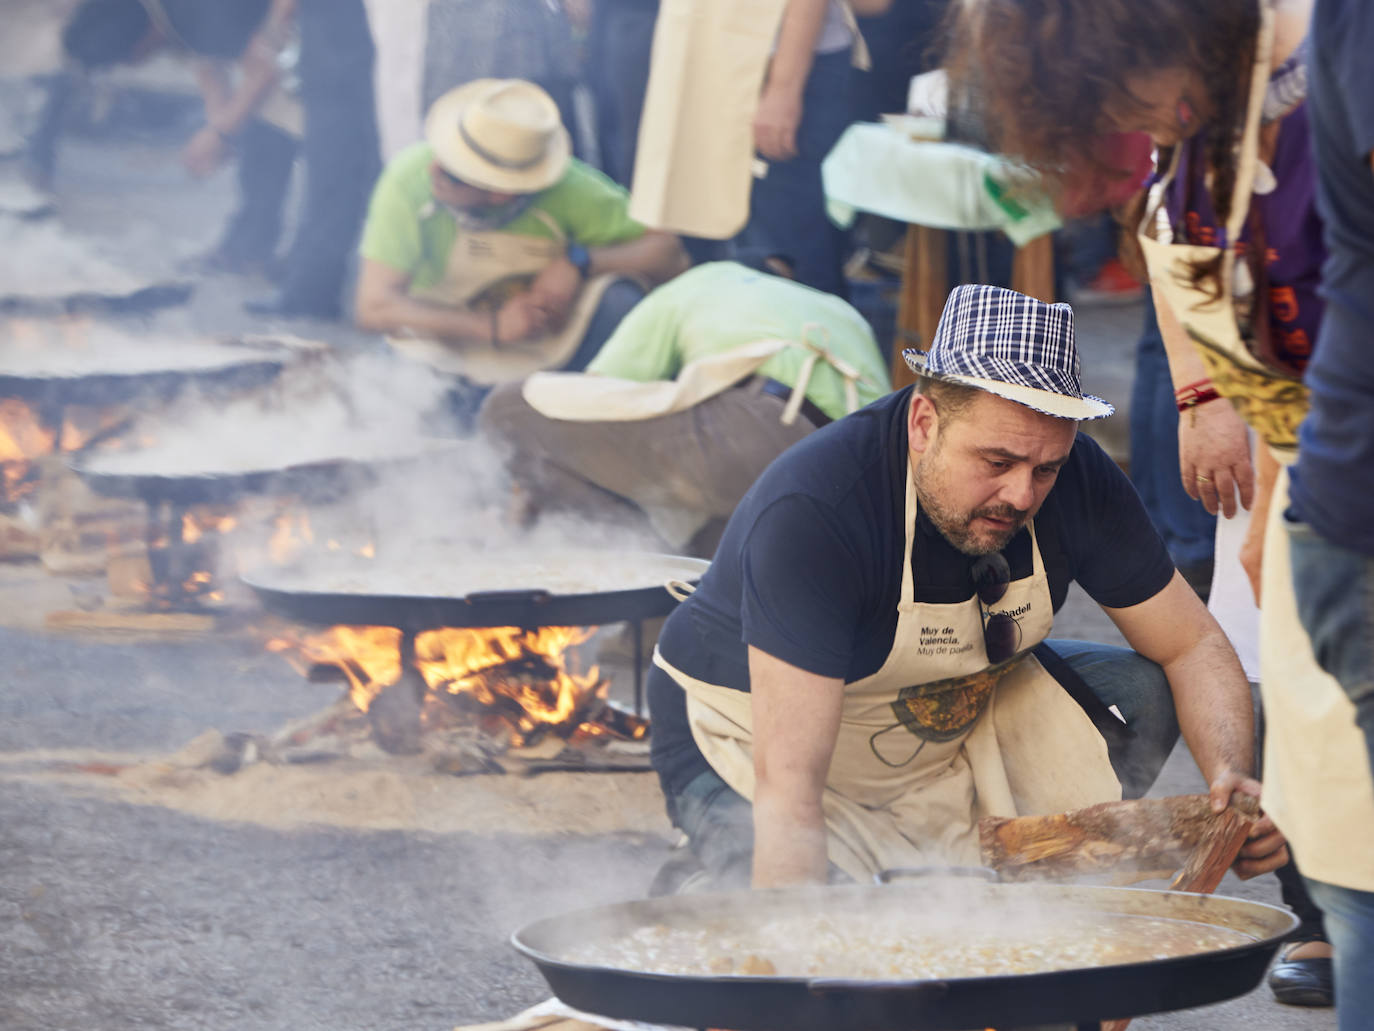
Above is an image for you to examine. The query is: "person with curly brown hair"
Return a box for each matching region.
[943,0,1342,1010]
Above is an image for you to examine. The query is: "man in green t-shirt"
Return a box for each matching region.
[479,261,892,555]
[355,79,686,382]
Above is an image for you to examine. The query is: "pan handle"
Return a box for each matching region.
[464,590,553,605]
[807,976,951,999]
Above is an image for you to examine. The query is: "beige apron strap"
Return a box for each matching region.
[665,579,697,602]
[834,2,872,71]
[778,322,879,424]
[529,209,568,245]
[780,351,820,426]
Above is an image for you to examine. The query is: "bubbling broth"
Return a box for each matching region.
[571,909,1255,980]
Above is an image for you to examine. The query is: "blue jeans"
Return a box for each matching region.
[1287,513,1374,777]
[659,640,1178,885]
[1129,295,1216,569]
[563,278,646,372]
[1304,877,1374,1031]
[733,49,853,298]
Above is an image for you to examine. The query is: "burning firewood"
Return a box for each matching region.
[979,794,1260,884]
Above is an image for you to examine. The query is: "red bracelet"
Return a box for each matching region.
[1175,379,1221,412]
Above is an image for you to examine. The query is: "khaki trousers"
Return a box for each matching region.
[479,380,817,555]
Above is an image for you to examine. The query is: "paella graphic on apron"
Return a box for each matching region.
[882,653,1031,749]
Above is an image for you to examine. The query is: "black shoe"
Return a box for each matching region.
[1268,950,1334,1007]
[243,292,340,320]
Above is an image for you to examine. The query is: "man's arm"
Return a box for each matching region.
[210,0,295,136]
[587,229,688,285]
[754,0,829,161]
[354,259,546,342]
[749,645,845,888]
[182,0,295,176]
[1104,572,1288,877]
[1152,291,1255,518]
[527,230,687,326]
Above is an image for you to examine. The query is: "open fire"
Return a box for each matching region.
[0,397,131,505]
[266,623,645,751]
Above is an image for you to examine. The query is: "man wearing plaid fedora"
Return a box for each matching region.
[645,283,1290,893]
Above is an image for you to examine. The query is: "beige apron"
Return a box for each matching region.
[629,0,869,239]
[1137,2,1307,452]
[656,461,1120,880]
[387,209,619,386]
[520,325,871,425]
[1258,465,1374,892]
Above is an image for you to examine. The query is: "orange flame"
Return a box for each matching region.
[267,624,608,745]
[267,625,401,711]
[0,399,57,501]
[182,510,238,544]
[0,395,133,503]
[269,508,316,565]
[416,625,602,740]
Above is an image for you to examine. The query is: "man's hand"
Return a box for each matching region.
[527,257,583,329]
[1208,769,1290,879]
[1180,399,1254,517]
[753,80,804,161]
[182,126,230,178]
[495,293,552,344]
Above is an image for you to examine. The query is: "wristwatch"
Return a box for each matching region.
[565,243,592,280]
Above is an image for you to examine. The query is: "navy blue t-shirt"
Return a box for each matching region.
[656,386,1175,694]
[651,388,1175,789]
[1289,0,1374,551]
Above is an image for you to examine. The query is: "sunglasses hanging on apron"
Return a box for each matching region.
[1136,0,1308,454]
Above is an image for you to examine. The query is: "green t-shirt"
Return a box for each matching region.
[358,143,647,292]
[587,262,893,421]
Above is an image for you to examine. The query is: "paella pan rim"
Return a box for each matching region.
[508,882,1300,1031]
[240,551,711,631]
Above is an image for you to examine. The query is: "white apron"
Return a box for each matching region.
[520,325,871,425]
[1259,465,1374,892]
[629,0,868,239]
[1136,1,1307,453]
[656,461,1120,880]
[386,209,619,386]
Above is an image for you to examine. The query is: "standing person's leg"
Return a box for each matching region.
[1303,878,1374,1030]
[736,49,853,298]
[1129,294,1216,594]
[1041,639,1180,799]
[212,119,296,271]
[590,0,659,186]
[259,0,381,317]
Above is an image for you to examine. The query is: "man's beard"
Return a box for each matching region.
[913,457,1029,557]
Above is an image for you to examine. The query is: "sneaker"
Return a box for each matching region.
[1067,257,1144,307]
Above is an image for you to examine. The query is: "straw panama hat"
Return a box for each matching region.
[903,284,1114,421]
[425,79,571,194]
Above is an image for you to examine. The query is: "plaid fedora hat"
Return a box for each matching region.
[903,285,1113,421]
